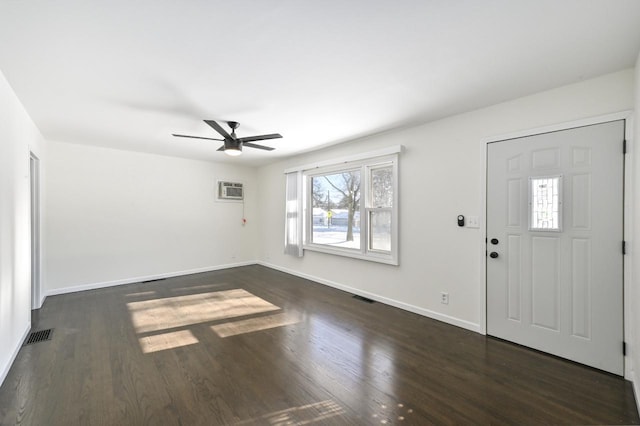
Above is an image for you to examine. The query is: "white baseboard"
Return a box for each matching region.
[257,261,482,333]
[630,368,640,419]
[0,323,31,387]
[38,293,46,309]
[44,261,257,298]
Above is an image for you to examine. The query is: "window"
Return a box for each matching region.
[310,169,361,250]
[300,152,399,265]
[529,175,562,232]
[368,165,393,252]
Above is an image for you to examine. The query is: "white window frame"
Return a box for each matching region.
[302,153,399,265]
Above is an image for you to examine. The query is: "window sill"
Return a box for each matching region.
[303,243,398,266]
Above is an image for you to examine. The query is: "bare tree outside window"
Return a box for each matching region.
[311,178,325,208]
[311,171,360,248]
[324,172,360,241]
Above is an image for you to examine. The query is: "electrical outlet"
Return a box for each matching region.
[440,292,449,305]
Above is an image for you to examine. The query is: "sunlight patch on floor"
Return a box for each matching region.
[371,402,413,424]
[212,312,301,338]
[127,289,280,333]
[235,400,345,425]
[139,330,199,354]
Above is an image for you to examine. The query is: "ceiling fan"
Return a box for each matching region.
[172,120,282,156]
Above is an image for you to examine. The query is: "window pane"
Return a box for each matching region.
[311,171,361,249]
[530,176,561,231]
[371,166,393,208]
[369,210,391,251]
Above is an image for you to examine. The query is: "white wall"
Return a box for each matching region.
[0,70,45,383]
[257,69,635,332]
[45,142,259,293]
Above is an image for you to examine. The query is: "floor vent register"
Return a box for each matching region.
[24,329,53,346]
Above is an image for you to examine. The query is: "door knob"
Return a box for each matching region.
[489,252,499,259]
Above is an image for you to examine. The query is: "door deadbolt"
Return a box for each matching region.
[491,238,499,245]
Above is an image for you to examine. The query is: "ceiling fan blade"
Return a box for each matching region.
[172,134,224,141]
[243,142,275,151]
[217,145,225,151]
[204,120,232,139]
[238,133,282,143]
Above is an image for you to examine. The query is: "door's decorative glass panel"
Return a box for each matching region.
[529,176,562,231]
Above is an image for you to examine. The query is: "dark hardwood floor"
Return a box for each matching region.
[0,265,637,425]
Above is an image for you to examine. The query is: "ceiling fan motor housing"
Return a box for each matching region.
[226,138,242,151]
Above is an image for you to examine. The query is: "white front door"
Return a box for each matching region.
[486,120,625,375]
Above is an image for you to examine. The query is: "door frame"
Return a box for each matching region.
[30,151,42,310]
[480,110,633,378]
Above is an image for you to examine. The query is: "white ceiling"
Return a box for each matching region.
[1,1,640,166]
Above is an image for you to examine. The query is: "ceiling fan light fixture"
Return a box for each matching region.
[224,146,242,156]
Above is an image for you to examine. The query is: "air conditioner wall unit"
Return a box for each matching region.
[217,181,244,200]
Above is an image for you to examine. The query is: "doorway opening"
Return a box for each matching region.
[30,152,41,310]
